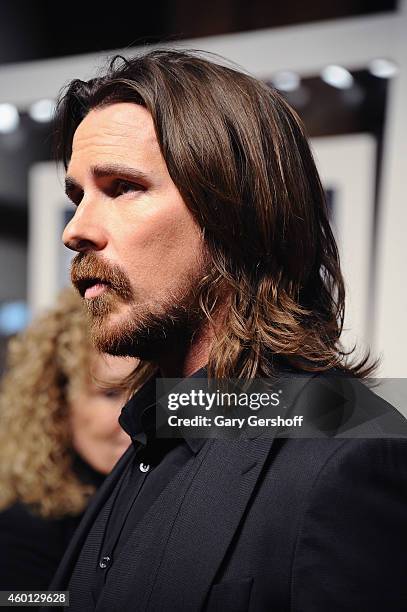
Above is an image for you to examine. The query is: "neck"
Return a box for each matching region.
[157,319,213,378]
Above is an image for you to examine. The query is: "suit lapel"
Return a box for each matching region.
[145,434,274,611]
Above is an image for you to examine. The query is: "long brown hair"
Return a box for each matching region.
[54,49,375,379]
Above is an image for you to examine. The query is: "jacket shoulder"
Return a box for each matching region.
[292,369,407,437]
[290,435,407,611]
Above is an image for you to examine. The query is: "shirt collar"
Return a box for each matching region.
[119,366,207,455]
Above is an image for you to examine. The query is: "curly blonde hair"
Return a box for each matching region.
[0,288,120,518]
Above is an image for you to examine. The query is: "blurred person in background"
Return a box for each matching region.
[0,288,140,593]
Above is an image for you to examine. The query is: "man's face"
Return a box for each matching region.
[63,102,208,358]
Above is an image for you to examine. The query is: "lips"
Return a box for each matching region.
[84,283,109,299]
[75,277,111,298]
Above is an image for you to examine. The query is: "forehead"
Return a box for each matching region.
[69,102,160,169]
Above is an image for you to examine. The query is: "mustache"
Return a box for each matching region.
[71,252,133,300]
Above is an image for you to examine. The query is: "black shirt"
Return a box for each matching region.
[68,368,207,608]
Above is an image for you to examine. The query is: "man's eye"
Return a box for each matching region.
[114,180,142,196]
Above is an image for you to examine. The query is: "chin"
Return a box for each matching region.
[88,317,143,358]
[87,305,133,352]
[88,289,204,359]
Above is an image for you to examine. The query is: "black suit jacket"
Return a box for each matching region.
[48,372,407,611]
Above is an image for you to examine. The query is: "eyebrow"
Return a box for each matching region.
[64,163,150,198]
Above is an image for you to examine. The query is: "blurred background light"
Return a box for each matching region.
[271,70,300,92]
[0,301,30,335]
[368,58,399,79]
[28,98,56,123]
[321,65,354,89]
[0,103,20,134]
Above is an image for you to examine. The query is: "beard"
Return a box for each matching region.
[71,251,212,361]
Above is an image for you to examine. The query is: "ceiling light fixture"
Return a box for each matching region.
[368,58,399,79]
[0,103,20,134]
[29,98,56,123]
[321,65,354,89]
[271,70,300,92]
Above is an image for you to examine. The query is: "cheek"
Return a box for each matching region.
[117,199,203,285]
[70,410,96,445]
[71,415,120,462]
[70,398,108,441]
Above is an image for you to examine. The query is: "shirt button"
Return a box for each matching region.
[139,462,150,473]
[99,555,111,569]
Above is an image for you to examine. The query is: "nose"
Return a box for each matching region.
[63,201,108,253]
